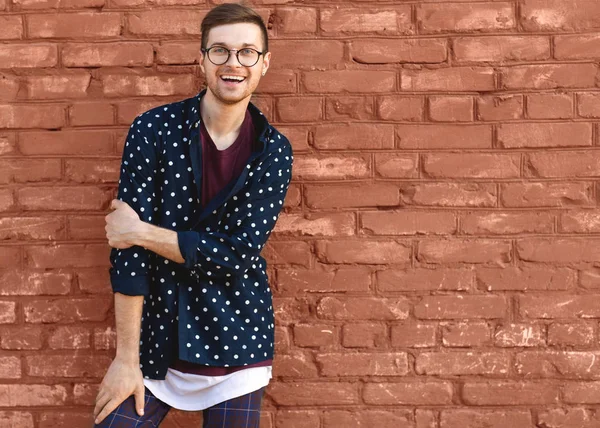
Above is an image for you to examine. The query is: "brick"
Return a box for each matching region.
[317,297,409,321]
[13,0,103,8]
[276,97,321,123]
[116,100,168,125]
[500,64,597,89]
[501,182,592,207]
[0,133,16,155]
[65,159,119,183]
[417,352,510,376]
[561,211,600,233]
[0,105,65,129]
[126,10,202,35]
[0,159,62,184]
[276,127,308,152]
[0,326,43,349]
[263,241,311,267]
[19,130,113,155]
[494,324,544,347]
[476,267,573,291]
[0,384,68,406]
[416,296,507,319]
[0,217,65,240]
[428,96,473,122]
[363,382,452,405]
[442,322,491,347]
[156,41,198,65]
[396,124,492,149]
[94,326,116,350]
[0,357,21,378]
[25,244,110,268]
[292,155,369,181]
[454,36,550,62]
[283,184,300,209]
[564,382,600,403]
[361,211,455,236]
[314,124,394,150]
[18,187,111,211]
[378,268,471,292]
[401,183,497,208]
[580,269,600,289]
[27,355,110,377]
[0,412,33,427]
[316,240,410,265]
[375,154,418,178]
[556,34,600,59]
[102,74,194,97]
[293,324,336,348]
[274,8,317,35]
[303,71,396,93]
[519,238,600,263]
[578,93,600,118]
[323,410,413,428]
[38,413,92,428]
[269,382,359,406]
[391,323,437,348]
[0,302,16,324]
[342,323,386,348]
[548,322,595,347]
[274,352,318,378]
[417,239,511,264]
[316,352,408,376]
[516,351,600,378]
[520,295,600,319]
[274,213,355,238]
[463,212,554,235]
[527,93,573,119]
[326,96,375,121]
[423,153,520,179]
[256,70,296,94]
[401,67,495,92]
[352,38,446,64]
[417,3,515,33]
[277,266,369,294]
[24,297,111,322]
[477,94,523,120]
[28,12,121,38]
[0,247,20,268]
[537,408,600,428]
[69,102,114,126]
[463,381,558,405]
[0,44,57,68]
[270,41,343,67]
[526,151,600,178]
[416,410,437,428]
[441,410,531,428]
[63,42,153,67]
[320,7,412,35]
[521,0,600,31]
[378,96,423,121]
[48,326,91,349]
[0,270,71,295]
[305,183,399,209]
[0,16,23,40]
[275,411,319,428]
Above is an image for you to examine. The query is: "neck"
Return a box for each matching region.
[200,90,250,138]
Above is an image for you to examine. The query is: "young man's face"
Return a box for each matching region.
[200,22,271,105]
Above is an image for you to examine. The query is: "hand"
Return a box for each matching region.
[105,199,144,249]
[94,358,145,424]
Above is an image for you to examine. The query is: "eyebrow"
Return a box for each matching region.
[209,42,260,49]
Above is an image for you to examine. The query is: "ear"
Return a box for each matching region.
[261,51,271,77]
[198,50,206,75]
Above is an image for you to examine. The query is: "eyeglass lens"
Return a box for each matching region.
[208,48,260,67]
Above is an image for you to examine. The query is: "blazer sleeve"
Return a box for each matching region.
[176,141,293,280]
[109,115,160,296]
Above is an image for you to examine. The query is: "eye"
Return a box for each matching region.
[240,48,255,55]
[211,47,228,54]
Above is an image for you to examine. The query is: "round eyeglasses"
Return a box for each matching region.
[201,46,264,67]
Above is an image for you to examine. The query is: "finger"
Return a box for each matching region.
[109,199,122,210]
[134,386,145,417]
[95,398,121,425]
[93,394,111,421]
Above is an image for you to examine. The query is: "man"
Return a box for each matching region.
[93,3,293,426]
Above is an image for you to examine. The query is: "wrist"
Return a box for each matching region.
[115,351,140,366]
[130,220,152,248]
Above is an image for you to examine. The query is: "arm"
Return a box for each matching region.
[93,293,145,424]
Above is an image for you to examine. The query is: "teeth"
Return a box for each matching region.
[222,75,245,81]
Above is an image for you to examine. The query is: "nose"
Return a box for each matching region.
[225,50,242,67]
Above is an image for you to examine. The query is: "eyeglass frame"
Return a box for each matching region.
[201,46,265,67]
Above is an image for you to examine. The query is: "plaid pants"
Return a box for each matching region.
[94,386,264,428]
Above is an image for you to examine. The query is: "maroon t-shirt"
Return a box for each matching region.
[171,108,272,376]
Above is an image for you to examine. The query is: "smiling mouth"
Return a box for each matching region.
[220,75,246,84]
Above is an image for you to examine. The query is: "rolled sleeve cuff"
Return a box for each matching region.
[110,272,151,296]
[177,230,201,270]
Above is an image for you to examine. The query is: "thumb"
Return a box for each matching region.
[109,199,122,210]
[134,385,145,417]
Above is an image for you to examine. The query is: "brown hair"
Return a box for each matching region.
[201,3,269,52]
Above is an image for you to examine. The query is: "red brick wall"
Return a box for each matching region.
[1,0,600,427]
